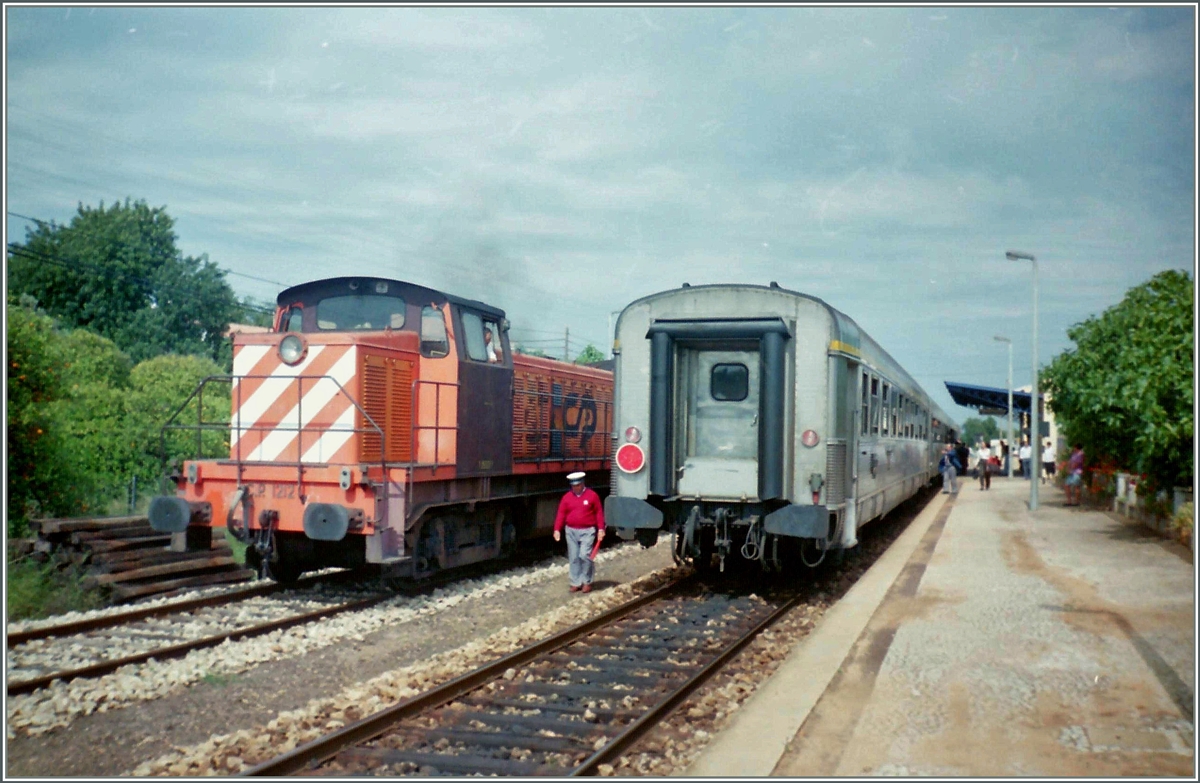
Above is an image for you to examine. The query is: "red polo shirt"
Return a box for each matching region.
[553,487,605,533]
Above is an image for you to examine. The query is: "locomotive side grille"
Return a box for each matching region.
[388,359,413,462]
[360,357,387,461]
[360,354,414,463]
[826,441,847,506]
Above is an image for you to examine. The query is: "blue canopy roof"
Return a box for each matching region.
[945,381,1043,415]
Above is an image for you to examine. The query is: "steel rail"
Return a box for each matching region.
[6,570,356,647]
[571,590,805,775]
[240,575,694,777]
[7,592,391,697]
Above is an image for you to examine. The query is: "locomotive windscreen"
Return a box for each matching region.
[316,294,407,331]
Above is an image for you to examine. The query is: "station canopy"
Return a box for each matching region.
[945,381,1043,416]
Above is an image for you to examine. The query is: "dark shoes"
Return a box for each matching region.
[581,584,592,593]
[569,585,581,592]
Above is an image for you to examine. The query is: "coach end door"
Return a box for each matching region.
[675,348,760,499]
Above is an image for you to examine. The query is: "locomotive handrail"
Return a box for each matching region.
[407,378,459,469]
[157,374,388,495]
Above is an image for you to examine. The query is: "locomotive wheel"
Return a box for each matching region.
[267,555,303,585]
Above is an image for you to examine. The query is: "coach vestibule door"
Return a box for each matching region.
[675,348,760,499]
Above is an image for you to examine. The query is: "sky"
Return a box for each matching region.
[4,4,1195,424]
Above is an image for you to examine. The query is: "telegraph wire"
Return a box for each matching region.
[7,210,291,291]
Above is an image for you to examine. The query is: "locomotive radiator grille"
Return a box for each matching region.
[825,441,847,506]
[360,354,414,462]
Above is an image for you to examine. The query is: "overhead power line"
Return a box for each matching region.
[6,243,275,316]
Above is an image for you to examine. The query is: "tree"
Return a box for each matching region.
[574,344,606,365]
[1042,270,1193,489]
[124,353,230,486]
[6,297,83,532]
[962,416,1000,445]
[6,295,231,534]
[6,198,241,364]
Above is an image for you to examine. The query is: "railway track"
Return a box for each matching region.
[242,574,806,777]
[6,581,391,697]
[6,538,612,700]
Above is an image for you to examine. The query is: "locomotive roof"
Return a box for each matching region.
[276,276,506,319]
[619,282,958,431]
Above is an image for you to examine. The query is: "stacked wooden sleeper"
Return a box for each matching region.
[27,515,257,603]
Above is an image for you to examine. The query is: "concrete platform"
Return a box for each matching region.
[686,477,1195,777]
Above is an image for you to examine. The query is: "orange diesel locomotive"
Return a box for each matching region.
[148,276,612,583]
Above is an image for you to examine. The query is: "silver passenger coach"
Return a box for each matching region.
[606,282,959,572]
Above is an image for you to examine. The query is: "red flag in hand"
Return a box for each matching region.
[590,535,602,560]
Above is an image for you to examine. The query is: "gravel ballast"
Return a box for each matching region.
[4,540,677,777]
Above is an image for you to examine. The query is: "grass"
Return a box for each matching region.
[6,557,107,622]
[223,527,248,565]
[200,671,238,687]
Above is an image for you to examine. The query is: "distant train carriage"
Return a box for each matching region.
[605,282,957,572]
[149,277,612,582]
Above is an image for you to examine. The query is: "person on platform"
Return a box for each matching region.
[939,444,961,494]
[1064,444,1085,506]
[977,440,992,490]
[1041,440,1056,484]
[1019,438,1033,480]
[553,471,605,592]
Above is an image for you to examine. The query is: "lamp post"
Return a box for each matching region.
[993,335,1014,478]
[1006,250,1038,510]
[608,310,623,358]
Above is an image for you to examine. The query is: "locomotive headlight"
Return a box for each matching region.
[278,334,306,365]
[624,426,642,444]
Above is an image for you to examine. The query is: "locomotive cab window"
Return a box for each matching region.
[420,306,450,358]
[461,310,505,364]
[316,295,406,331]
[283,307,303,333]
[711,363,748,401]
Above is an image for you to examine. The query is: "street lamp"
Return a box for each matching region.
[993,335,1014,478]
[1006,250,1038,510]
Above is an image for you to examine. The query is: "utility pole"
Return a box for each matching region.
[564,327,570,363]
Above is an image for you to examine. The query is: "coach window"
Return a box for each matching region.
[870,376,880,435]
[860,371,870,435]
[420,306,449,358]
[460,311,488,362]
[881,383,890,435]
[711,363,749,401]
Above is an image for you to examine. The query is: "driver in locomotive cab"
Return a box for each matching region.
[553,472,605,593]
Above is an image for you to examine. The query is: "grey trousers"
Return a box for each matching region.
[565,526,597,586]
[941,466,957,493]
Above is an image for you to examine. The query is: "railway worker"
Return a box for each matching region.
[484,329,500,363]
[553,471,605,593]
[938,444,961,494]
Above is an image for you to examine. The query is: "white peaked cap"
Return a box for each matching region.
[567,471,586,483]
